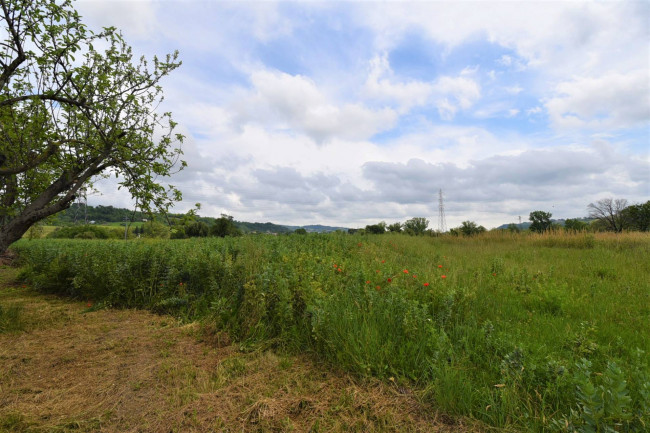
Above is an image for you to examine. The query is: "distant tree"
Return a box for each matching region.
[294,228,307,235]
[587,198,628,233]
[564,218,588,232]
[210,214,241,238]
[142,221,170,238]
[365,222,386,234]
[459,221,477,236]
[387,222,402,233]
[506,223,520,233]
[403,217,429,236]
[529,211,552,233]
[620,200,650,232]
[185,221,209,237]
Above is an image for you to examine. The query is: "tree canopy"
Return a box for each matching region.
[529,211,552,233]
[0,0,183,253]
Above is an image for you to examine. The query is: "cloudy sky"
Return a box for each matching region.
[77,0,649,229]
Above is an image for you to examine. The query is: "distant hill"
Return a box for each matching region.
[53,204,307,234]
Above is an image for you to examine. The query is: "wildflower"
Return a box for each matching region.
[492,273,497,276]
[333,264,337,268]
[387,278,392,283]
[358,242,362,247]
[438,265,443,268]
[375,286,381,291]
[441,275,447,279]
[338,268,342,272]
[366,280,371,284]
[423,283,429,287]
[412,275,417,279]
[403,269,409,274]
[86,302,92,308]
[381,260,385,263]
[376,270,380,273]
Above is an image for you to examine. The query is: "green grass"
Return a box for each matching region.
[10,231,650,431]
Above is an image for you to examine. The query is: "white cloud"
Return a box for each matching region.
[363,53,433,113]
[546,70,650,130]
[234,70,397,143]
[432,75,481,120]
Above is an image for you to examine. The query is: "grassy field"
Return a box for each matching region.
[7,231,650,431]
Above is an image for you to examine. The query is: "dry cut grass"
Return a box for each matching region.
[0,266,476,433]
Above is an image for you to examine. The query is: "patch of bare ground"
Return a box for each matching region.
[0,266,478,432]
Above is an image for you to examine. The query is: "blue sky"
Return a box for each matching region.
[77,0,649,228]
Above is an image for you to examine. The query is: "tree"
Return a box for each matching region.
[529,211,552,233]
[564,218,588,232]
[365,221,386,234]
[0,0,184,254]
[210,214,241,238]
[456,221,486,236]
[506,223,520,233]
[403,217,429,236]
[621,200,650,232]
[387,222,402,233]
[294,228,307,235]
[185,221,209,237]
[587,198,628,233]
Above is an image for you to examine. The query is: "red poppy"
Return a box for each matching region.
[387,278,392,283]
[333,264,337,268]
[492,273,497,276]
[86,302,92,308]
[358,242,362,247]
[366,280,370,284]
[441,275,447,279]
[438,265,443,268]
[412,275,417,278]
[376,270,380,273]
[403,269,409,274]
[375,286,381,291]
[381,260,385,263]
[423,283,430,287]
[337,268,342,272]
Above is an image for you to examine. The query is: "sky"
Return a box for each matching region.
[76,0,649,229]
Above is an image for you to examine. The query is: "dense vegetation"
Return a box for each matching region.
[11,231,649,432]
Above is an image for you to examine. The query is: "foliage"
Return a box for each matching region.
[622,201,650,232]
[142,221,169,239]
[0,0,184,254]
[47,224,123,239]
[529,211,553,233]
[210,214,241,238]
[458,220,486,236]
[365,221,386,234]
[403,217,429,236]
[387,222,402,233]
[565,218,589,232]
[11,231,650,431]
[294,228,307,235]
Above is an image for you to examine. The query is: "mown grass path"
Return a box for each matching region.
[0,266,473,433]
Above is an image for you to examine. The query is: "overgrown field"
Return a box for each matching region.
[10,232,650,431]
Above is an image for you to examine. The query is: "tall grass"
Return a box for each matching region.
[10,231,650,431]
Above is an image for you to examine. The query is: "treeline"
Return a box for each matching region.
[51,204,291,234]
[359,198,650,236]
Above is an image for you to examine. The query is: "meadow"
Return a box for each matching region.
[9,231,650,432]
